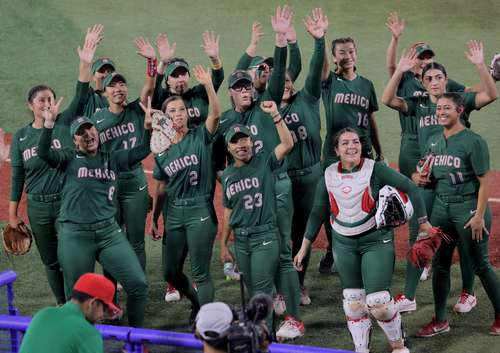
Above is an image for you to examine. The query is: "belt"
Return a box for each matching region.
[28,193,61,202]
[171,194,212,207]
[287,162,320,177]
[62,217,116,231]
[437,193,476,203]
[233,223,276,236]
[118,166,144,179]
[401,133,418,140]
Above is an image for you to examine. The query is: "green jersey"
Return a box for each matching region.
[280,37,324,171]
[10,81,89,201]
[19,302,103,353]
[426,129,489,196]
[153,125,216,200]
[403,92,477,155]
[222,151,282,229]
[321,72,379,161]
[38,127,151,224]
[82,86,109,119]
[152,68,224,128]
[397,71,465,135]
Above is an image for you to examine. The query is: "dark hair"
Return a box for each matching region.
[331,37,356,56]
[437,92,471,128]
[71,289,94,303]
[27,85,56,103]
[161,95,185,113]
[422,62,447,79]
[333,127,359,148]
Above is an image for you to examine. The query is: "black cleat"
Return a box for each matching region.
[318,251,334,274]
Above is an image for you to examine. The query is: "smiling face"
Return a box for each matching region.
[167,68,190,95]
[73,124,99,154]
[164,98,188,130]
[282,72,294,102]
[335,131,361,167]
[422,68,447,97]
[333,42,357,71]
[228,135,253,163]
[104,80,128,106]
[28,89,55,120]
[436,97,463,129]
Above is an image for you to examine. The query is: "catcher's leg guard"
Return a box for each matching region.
[343,289,372,353]
[366,291,407,350]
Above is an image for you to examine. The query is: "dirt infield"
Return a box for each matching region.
[1,133,499,266]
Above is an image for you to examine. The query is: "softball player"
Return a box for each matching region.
[150,66,221,322]
[219,101,295,337]
[152,31,224,127]
[413,93,500,337]
[38,106,152,328]
[8,30,99,305]
[294,127,431,353]
[90,37,157,272]
[384,12,476,313]
[382,41,498,313]
[279,8,327,307]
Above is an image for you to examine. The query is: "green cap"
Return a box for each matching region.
[225,124,252,145]
[70,116,95,136]
[415,44,435,59]
[91,58,116,75]
[102,72,127,88]
[228,70,252,88]
[249,56,274,69]
[165,59,190,77]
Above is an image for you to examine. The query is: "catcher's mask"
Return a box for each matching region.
[375,185,414,228]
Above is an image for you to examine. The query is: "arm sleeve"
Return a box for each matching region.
[303,37,325,100]
[447,79,466,93]
[117,130,152,169]
[304,178,330,242]
[287,42,302,82]
[471,137,490,176]
[212,67,225,93]
[267,151,284,171]
[222,173,231,208]
[153,157,167,181]
[402,96,417,116]
[37,127,70,168]
[57,81,91,125]
[152,74,166,109]
[262,46,287,104]
[374,162,427,221]
[235,52,253,70]
[462,92,478,112]
[368,82,379,113]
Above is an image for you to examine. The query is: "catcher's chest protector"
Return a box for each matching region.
[325,158,376,236]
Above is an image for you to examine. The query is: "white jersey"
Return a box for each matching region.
[324,158,376,236]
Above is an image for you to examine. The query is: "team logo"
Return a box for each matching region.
[342,186,352,194]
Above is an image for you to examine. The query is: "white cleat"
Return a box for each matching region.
[394,294,416,313]
[164,283,181,303]
[453,291,477,313]
[419,265,431,281]
[276,315,305,341]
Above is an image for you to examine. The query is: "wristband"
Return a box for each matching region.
[147,57,158,77]
[274,118,283,125]
[211,60,222,70]
[417,216,428,225]
[271,112,280,120]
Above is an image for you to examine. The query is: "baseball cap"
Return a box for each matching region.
[165,59,190,78]
[70,116,95,136]
[249,56,274,69]
[228,70,252,88]
[91,58,116,75]
[195,302,233,340]
[225,124,252,145]
[73,273,120,314]
[102,72,127,89]
[415,44,435,59]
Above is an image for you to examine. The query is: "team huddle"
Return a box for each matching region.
[5,5,500,353]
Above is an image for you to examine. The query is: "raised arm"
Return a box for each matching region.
[303,8,328,99]
[285,23,302,81]
[236,22,264,70]
[260,101,293,161]
[135,37,157,105]
[464,40,498,108]
[381,48,417,113]
[152,34,176,107]
[192,65,221,134]
[385,12,405,77]
[201,31,224,91]
[39,99,72,168]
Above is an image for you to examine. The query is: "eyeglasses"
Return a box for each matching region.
[231,84,252,92]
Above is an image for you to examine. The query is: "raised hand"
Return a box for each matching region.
[260,100,279,115]
[77,25,103,64]
[386,12,405,39]
[42,97,64,123]
[134,37,156,60]
[465,40,485,66]
[396,47,418,72]
[285,25,297,43]
[303,8,328,39]
[139,96,155,130]
[250,22,264,46]
[271,5,292,34]
[156,33,176,63]
[192,65,212,86]
[201,31,220,59]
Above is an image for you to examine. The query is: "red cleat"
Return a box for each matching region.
[490,315,500,336]
[416,317,450,338]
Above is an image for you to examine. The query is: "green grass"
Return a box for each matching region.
[2,236,500,353]
[1,0,499,166]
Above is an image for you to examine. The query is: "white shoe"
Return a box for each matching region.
[164,283,181,303]
[394,294,416,313]
[276,315,305,341]
[453,291,477,313]
[273,294,286,316]
[420,265,431,281]
[300,286,311,306]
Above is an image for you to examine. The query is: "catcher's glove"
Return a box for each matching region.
[407,227,452,269]
[2,222,33,256]
[491,54,500,82]
[151,111,177,154]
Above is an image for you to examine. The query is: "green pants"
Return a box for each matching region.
[275,174,301,319]
[57,219,147,327]
[163,200,217,307]
[289,163,322,286]
[27,196,65,305]
[430,195,500,321]
[333,226,395,294]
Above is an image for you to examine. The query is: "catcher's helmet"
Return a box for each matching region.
[375,185,414,228]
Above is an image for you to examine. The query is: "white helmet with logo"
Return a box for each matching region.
[375,185,414,228]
